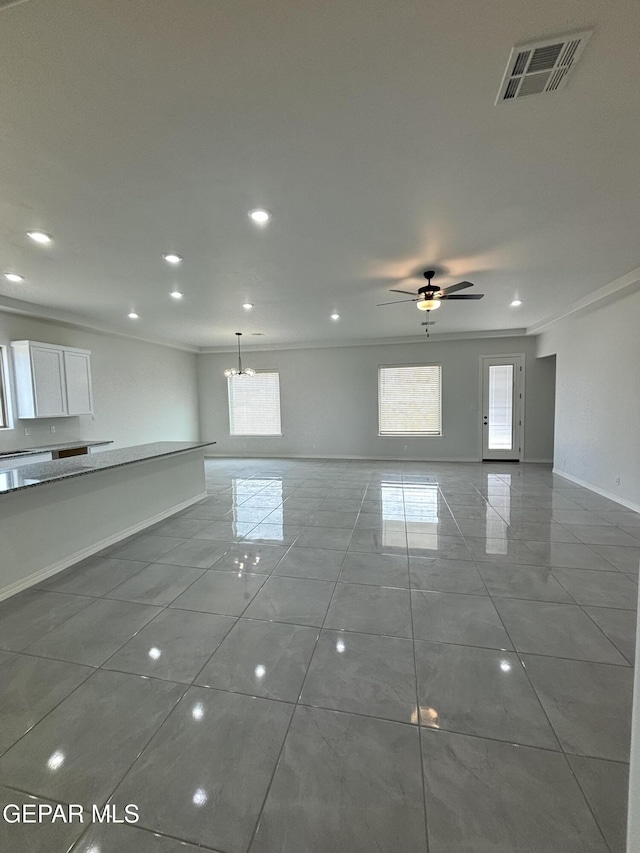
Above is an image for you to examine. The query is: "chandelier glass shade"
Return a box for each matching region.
[417,298,441,311]
[224,332,256,377]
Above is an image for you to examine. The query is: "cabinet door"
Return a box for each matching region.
[63,350,93,415]
[31,346,67,417]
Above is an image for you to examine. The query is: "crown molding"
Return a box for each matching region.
[0,296,199,353]
[527,265,640,335]
[197,328,528,354]
[0,293,529,354]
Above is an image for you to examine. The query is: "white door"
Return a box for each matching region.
[481,356,523,461]
[31,346,67,417]
[64,350,93,415]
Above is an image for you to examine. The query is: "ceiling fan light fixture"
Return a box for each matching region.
[417,298,441,311]
[378,270,483,309]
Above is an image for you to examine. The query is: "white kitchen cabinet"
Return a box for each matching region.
[63,349,93,415]
[11,341,93,419]
[29,345,67,417]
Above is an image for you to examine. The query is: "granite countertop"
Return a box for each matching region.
[0,441,216,495]
[0,440,113,459]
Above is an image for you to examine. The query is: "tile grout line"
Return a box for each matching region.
[7,620,634,680]
[184,560,290,691]
[0,663,96,763]
[71,815,225,853]
[36,568,639,617]
[488,590,616,852]
[1,681,631,803]
[243,520,352,853]
[405,488,432,853]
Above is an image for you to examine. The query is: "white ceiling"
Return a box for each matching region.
[0,0,639,349]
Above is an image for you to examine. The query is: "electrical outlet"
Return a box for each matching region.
[615,476,621,486]
[50,426,56,434]
[24,428,31,436]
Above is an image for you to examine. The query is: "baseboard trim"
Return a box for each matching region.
[204,453,481,463]
[552,469,640,513]
[205,453,554,465]
[0,491,208,603]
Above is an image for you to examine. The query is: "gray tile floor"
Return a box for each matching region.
[0,458,638,852]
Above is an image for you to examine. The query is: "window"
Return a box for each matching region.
[228,371,282,436]
[0,347,10,429]
[378,364,442,436]
[487,364,514,450]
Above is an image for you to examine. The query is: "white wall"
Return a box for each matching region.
[536,288,640,853]
[630,599,640,853]
[0,313,199,452]
[537,288,640,510]
[198,335,555,461]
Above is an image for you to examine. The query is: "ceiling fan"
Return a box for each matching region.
[377,270,484,312]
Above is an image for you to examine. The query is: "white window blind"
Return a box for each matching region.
[228,371,281,436]
[378,364,442,436]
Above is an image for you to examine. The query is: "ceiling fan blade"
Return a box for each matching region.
[441,280,474,294]
[376,298,419,306]
[389,289,418,296]
[439,294,484,300]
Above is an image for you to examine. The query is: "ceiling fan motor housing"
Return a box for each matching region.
[420,270,440,297]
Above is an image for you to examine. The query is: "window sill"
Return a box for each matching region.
[378,434,443,439]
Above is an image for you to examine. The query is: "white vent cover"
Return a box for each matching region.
[496,30,593,103]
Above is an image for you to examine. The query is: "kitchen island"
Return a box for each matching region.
[0,441,215,600]
[0,440,113,461]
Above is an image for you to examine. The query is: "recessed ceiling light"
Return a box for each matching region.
[27,231,53,245]
[242,302,254,310]
[248,209,271,225]
[511,299,522,307]
[4,273,24,283]
[170,290,184,299]
[128,311,139,319]
[162,253,182,265]
[331,313,340,320]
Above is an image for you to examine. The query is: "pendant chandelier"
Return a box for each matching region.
[224,332,256,378]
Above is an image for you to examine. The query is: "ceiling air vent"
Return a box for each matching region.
[496,30,592,104]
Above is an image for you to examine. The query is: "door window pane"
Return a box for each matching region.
[488,365,514,450]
